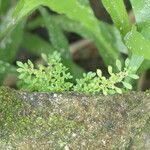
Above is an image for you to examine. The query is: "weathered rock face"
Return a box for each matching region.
[0,86,150,150]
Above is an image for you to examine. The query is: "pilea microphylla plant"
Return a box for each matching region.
[17,52,139,95]
[0,0,150,92]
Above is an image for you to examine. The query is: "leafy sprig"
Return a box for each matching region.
[17,52,73,92]
[74,59,139,95]
[17,52,139,95]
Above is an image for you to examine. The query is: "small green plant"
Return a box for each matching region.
[17,52,73,92]
[17,52,139,95]
[74,59,139,95]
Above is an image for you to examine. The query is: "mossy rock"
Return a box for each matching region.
[0,86,150,150]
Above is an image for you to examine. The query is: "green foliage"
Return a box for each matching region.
[17,52,73,92]
[101,0,131,36]
[130,0,150,27]
[125,26,150,60]
[12,0,123,68]
[74,59,139,95]
[17,52,139,95]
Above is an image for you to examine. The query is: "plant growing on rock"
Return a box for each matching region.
[74,59,139,95]
[17,52,139,95]
[17,52,73,92]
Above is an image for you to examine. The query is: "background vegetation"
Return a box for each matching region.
[0,0,150,91]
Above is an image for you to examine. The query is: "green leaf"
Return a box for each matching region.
[97,69,102,77]
[13,0,99,34]
[39,7,84,79]
[101,0,131,36]
[39,7,70,58]
[122,82,132,90]
[0,22,24,63]
[125,27,150,60]
[141,20,150,40]
[130,0,150,27]
[50,15,125,67]
[0,60,17,84]
[0,5,17,41]
[125,58,130,67]
[21,32,53,56]
[115,87,122,94]
[16,61,24,68]
[41,53,48,62]
[0,0,12,15]
[13,0,123,67]
[116,60,122,71]
[128,74,139,79]
[27,60,34,69]
[108,66,113,75]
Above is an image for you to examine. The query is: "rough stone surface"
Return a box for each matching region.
[0,86,150,150]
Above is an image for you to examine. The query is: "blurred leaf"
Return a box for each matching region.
[0,0,12,15]
[102,0,131,36]
[97,69,102,77]
[128,74,139,79]
[21,32,53,56]
[116,60,122,71]
[13,0,99,34]
[130,0,150,28]
[0,22,24,63]
[125,27,150,60]
[0,5,17,41]
[29,15,126,67]
[39,8,84,78]
[122,82,132,89]
[0,60,17,84]
[141,20,150,40]
[39,8,70,57]
[51,15,124,67]
[108,66,113,75]
[13,0,123,68]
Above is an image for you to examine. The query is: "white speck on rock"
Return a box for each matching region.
[53,93,57,98]
[64,145,69,150]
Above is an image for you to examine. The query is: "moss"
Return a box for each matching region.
[0,87,32,141]
[0,86,150,149]
[0,87,85,149]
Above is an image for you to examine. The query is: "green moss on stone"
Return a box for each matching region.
[0,86,150,149]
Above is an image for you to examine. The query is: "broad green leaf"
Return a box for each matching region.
[130,0,150,74]
[141,20,150,40]
[13,0,123,67]
[42,15,125,67]
[0,22,24,63]
[39,7,70,58]
[13,0,100,34]
[0,0,12,15]
[101,0,131,36]
[21,32,53,56]
[125,27,150,60]
[130,0,150,27]
[0,6,17,40]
